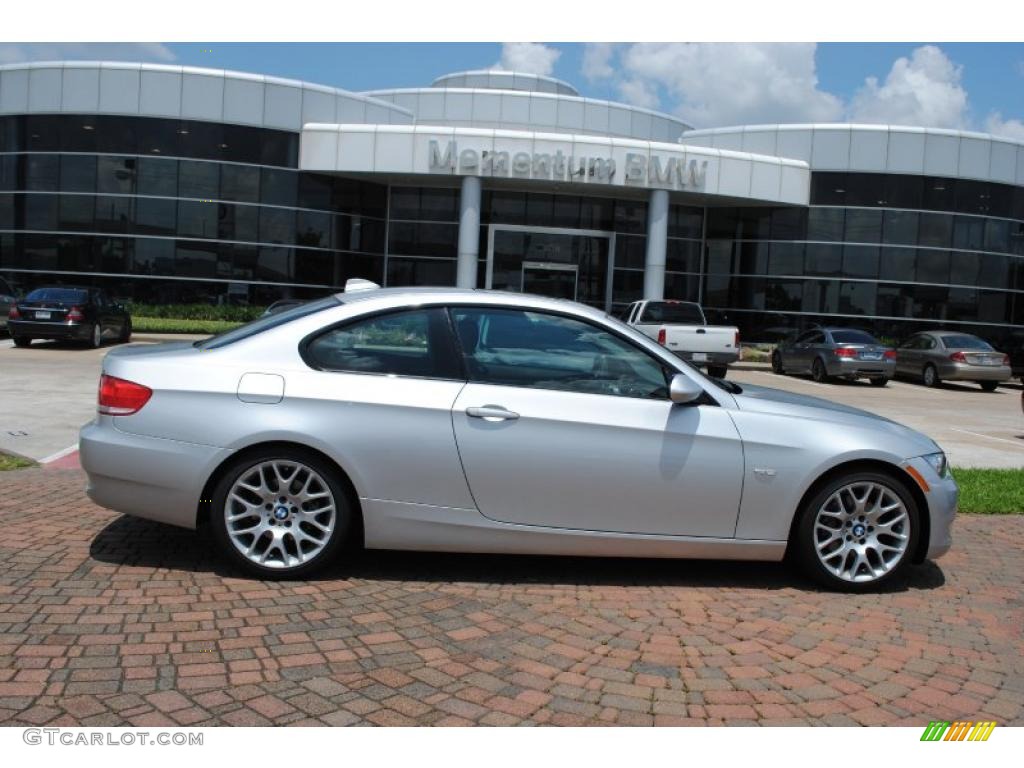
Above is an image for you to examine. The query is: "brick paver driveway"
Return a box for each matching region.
[1,467,1022,727]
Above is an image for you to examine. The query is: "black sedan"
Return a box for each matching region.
[7,287,131,348]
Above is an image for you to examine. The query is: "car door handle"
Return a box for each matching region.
[696,328,706,334]
[466,405,520,421]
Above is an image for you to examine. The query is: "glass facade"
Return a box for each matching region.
[0,111,1022,345]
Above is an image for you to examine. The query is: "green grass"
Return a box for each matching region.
[952,468,1024,514]
[0,452,35,471]
[132,317,243,335]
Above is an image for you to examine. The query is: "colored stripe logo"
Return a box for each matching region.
[921,721,997,741]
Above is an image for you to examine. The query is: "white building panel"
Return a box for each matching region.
[885,129,926,174]
[98,65,141,115]
[61,65,100,113]
[28,66,62,112]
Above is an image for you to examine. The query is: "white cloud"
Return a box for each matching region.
[494,43,561,77]
[985,112,1024,142]
[0,42,175,65]
[848,45,968,128]
[588,43,844,127]
[581,42,616,82]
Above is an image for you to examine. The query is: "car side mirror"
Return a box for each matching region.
[669,374,703,405]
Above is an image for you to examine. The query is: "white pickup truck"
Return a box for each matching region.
[624,300,740,378]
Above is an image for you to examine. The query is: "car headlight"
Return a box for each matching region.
[922,452,949,479]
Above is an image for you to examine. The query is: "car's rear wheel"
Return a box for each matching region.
[706,365,727,379]
[869,377,889,387]
[12,336,31,348]
[811,357,828,383]
[771,351,784,374]
[210,449,354,578]
[794,470,919,591]
[88,323,102,349]
[978,381,998,392]
[922,364,939,388]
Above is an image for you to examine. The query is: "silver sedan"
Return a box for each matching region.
[79,287,957,591]
[896,331,1012,391]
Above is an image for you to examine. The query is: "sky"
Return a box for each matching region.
[1,41,1023,139]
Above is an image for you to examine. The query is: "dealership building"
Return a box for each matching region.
[1,60,1023,344]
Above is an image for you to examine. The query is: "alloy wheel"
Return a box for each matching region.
[923,365,937,387]
[92,324,101,348]
[812,480,910,584]
[224,460,337,570]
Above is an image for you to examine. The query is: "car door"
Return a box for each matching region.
[897,334,922,375]
[448,306,745,538]
[787,330,816,371]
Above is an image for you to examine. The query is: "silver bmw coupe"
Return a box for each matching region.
[80,286,957,591]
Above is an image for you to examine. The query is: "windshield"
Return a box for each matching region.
[830,330,877,345]
[639,302,705,324]
[195,297,340,350]
[941,335,992,350]
[25,288,89,304]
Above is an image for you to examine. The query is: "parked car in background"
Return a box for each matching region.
[263,299,307,317]
[80,287,957,591]
[624,300,740,378]
[772,327,896,386]
[1010,334,1024,383]
[895,331,1011,391]
[8,286,131,348]
[0,276,16,332]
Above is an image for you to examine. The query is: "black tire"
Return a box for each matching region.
[869,377,889,387]
[922,364,939,388]
[979,381,998,392]
[811,357,828,383]
[209,447,355,579]
[793,470,921,592]
[12,336,31,348]
[87,323,102,349]
[118,318,132,343]
[706,365,727,379]
[771,351,784,374]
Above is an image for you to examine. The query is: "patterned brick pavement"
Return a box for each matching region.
[1,467,1022,727]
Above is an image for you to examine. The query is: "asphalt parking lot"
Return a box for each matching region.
[0,466,1021,727]
[1,335,1021,467]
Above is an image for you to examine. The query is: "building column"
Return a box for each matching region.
[643,188,669,301]
[456,175,481,289]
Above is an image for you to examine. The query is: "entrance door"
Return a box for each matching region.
[487,226,613,311]
[522,261,578,300]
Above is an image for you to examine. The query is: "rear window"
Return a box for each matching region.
[940,335,992,350]
[830,330,878,345]
[25,288,89,304]
[639,302,705,324]
[195,297,340,350]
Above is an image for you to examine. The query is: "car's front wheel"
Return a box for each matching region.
[811,357,829,383]
[118,318,132,343]
[771,351,784,374]
[210,449,355,578]
[794,470,920,592]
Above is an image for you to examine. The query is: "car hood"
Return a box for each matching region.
[731,382,940,454]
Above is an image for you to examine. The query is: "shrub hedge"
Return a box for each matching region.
[127,303,265,322]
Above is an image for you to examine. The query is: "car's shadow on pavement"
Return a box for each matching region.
[88,514,947,593]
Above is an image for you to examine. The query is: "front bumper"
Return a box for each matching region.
[937,362,1012,382]
[826,357,896,379]
[904,455,958,561]
[8,319,92,340]
[80,418,233,529]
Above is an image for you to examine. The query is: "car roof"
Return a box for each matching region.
[331,286,609,320]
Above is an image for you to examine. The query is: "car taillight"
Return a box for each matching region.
[734,330,740,348]
[1003,354,1011,366]
[834,347,856,357]
[950,351,967,363]
[657,328,666,345]
[98,374,152,415]
[67,305,84,322]
[883,349,896,360]
[7,305,19,320]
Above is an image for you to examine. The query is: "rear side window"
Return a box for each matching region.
[196,297,338,350]
[304,308,460,379]
[940,334,992,350]
[26,288,89,304]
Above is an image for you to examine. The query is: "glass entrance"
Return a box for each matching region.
[487,227,612,310]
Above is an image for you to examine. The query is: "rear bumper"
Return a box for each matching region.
[673,351,740,366]
[8,319,91,340]
[826,357,896,378]
[937,362,1012,382]
[80,418,233,529]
